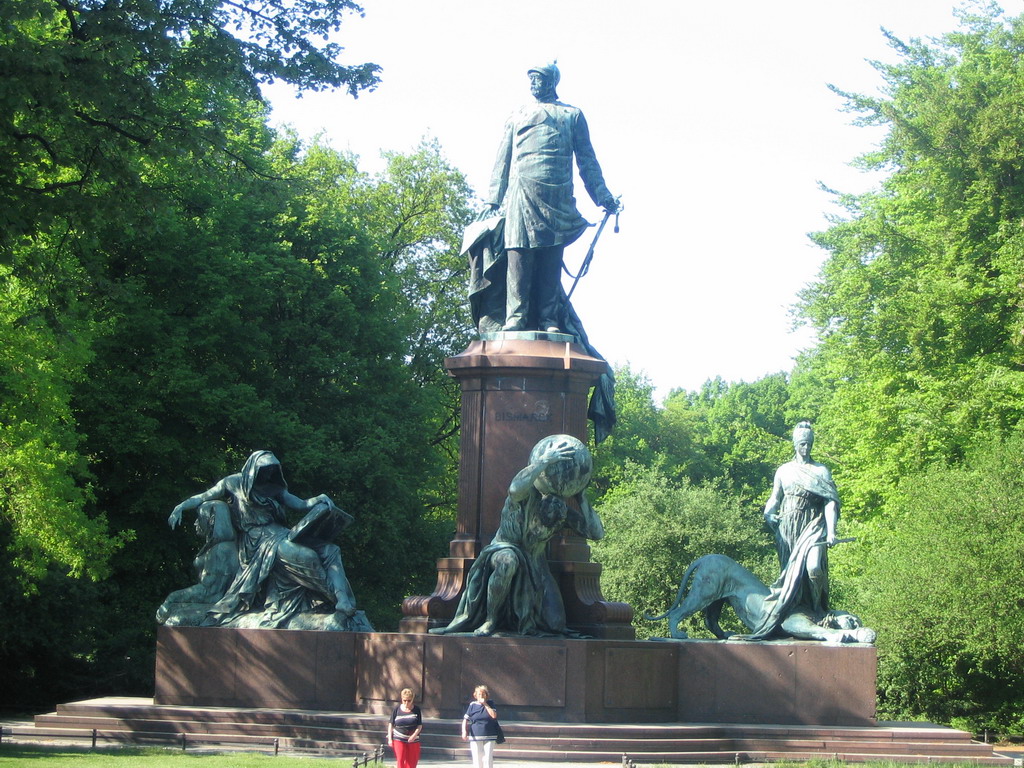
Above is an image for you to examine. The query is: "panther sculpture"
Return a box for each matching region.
[645,554,875,644]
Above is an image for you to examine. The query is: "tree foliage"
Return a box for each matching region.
[793,4,1024,516]
[0,0,479,708]
[337,139,475,514]
[589,366,664,499]
[591,366,793,505]
[776,4,1024,730]
[593,464,775,640]
[856,429,1024,732]
[661,373,794,501]
[0,0,379,581]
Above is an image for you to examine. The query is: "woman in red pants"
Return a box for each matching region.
[387,688,422,768]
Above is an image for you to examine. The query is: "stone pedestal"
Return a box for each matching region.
[155,626,878,726]
[400,335,634,638]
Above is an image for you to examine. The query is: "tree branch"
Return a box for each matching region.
[73,110,152,146]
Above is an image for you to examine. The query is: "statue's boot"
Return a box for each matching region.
[533,245,564,331]
[504,248,533,329]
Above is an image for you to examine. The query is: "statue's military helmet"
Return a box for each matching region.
[527,62,560,87]
[530,434,592,497]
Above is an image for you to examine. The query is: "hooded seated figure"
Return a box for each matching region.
[166,450,369,631]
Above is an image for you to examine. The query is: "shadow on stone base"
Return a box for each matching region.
[155,626,876,725]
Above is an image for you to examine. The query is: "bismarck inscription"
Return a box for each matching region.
[494,400,551,423]
[495,411,552,422]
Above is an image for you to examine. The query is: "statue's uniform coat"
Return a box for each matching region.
[487,101,612,250]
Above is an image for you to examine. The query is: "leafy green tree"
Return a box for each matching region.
[591,367,794,508]
[793,5,1024,517]
[68,133,466,690]
[593,464,775,640]
[0,248,124,581]
[2,0,482,707]
[661,373,794,500]
[1,0,379,581]
[0,129,476,705]
[328,138,476,517]
[855,429,1024,732]
[590,365,665,499]
[783,8,1024,730]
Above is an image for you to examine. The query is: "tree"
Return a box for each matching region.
[855,429,1024,732]
[590,365,665,500]
[324,138,476,517]
[782,5,1024,730]
[793,5,1024,517]
[2,0,486,707]
[661,373,794,501]
[0,0,379,581]
[591,366,795,505]
[592,464,775,640]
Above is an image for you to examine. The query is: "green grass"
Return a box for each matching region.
[647,762,991,768]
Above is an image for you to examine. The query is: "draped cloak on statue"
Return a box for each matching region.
[205,451,354,628]
[741,461,840,640]
[462,217,616,443]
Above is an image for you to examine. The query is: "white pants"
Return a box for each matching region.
[469,737,495,768]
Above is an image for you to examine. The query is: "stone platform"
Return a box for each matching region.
[24,696,1014,764]
[155,626,876,726]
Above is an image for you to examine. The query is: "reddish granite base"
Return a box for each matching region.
[155,626,876,726]
[400,338,633,638]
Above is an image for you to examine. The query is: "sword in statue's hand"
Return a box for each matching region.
[812,537,857,548]
[566,197,622,301]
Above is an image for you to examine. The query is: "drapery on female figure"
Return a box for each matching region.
[746,421,840,639]
[430,434,603,637]
[167,450,358,628]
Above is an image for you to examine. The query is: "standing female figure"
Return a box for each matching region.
[387,688,422,768]
[462,685,500,768]
[749,421,841,638]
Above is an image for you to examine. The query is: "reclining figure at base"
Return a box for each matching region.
[160,450,372,632]
[157,500,239,625]
[644,553,875,644]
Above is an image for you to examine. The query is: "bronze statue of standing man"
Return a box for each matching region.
[478,63,620,333]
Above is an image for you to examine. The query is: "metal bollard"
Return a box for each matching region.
[274,737,279,756]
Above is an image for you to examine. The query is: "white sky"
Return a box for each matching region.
[263,0,1024,401]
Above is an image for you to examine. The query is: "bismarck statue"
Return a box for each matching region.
[646,422,875,644]
[158,450,373,631]
[465,62,620,335]
[429,434,604,637]
[461,62,619,442]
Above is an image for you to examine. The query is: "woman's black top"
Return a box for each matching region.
[390,704,422,742]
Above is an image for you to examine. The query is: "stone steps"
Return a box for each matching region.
[17,697,1013,765]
